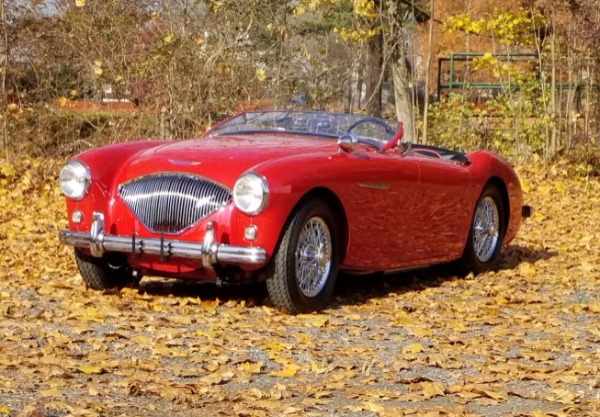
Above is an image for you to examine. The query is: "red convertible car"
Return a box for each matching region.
[59,111,530,313]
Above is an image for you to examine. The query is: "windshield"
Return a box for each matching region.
[206,110,400,143]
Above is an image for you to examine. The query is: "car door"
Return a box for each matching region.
[339,149,421,271]
[408,155,474,262]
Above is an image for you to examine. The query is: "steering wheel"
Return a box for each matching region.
[346,117,397,138]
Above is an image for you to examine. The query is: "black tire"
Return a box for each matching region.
[75,249,136,290]
[459,184,506,274]
[266,200,340,314]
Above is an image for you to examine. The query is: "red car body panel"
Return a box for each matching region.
[65,128,524,281]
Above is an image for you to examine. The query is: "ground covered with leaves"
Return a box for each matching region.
[0,159,598,417]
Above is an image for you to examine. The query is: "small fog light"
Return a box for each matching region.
[244,226,257,241]
[71,210,83,224]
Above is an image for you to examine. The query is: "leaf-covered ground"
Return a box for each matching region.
[0,159,598,417]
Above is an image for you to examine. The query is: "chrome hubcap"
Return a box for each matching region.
[295,217,332,297]
[473,196,500,263]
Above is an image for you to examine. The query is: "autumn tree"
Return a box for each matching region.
[302,0,429,142]
[1,0,598,163]
[0,0,364,157]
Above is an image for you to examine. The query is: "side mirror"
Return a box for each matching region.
[337,133,357,153]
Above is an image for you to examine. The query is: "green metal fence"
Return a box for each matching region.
[436,52,597,112]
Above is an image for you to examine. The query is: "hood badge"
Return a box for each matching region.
[169,159,201,166]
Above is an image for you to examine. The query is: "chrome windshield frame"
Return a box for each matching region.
[205,110,400,143]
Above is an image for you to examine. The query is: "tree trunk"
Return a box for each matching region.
[386,0,414,143]
[550,3,557,155]
[365,31,383,117]
[1,0,9,159]
[422,0,434,145]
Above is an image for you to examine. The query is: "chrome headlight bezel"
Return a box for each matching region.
[233,173,269,215]
[59,160,91,201]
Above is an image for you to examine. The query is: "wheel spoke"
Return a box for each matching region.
[472,196,500,263]
[294,217,332,297]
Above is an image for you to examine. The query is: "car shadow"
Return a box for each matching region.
[135,244,557,310]
[138,278,270,308]
[332,244,558,308]
[497,244,557,270]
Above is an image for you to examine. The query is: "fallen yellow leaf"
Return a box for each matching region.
[402,343,424,354]
[39,388,63,398]
[362,401,385,413]
[77,365,104,375]
[421,381,446,399]
[271,364,299,378]
[238,361,263,374]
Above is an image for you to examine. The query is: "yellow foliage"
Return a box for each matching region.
[163,33,175,44]
[293,6,306,16]
[93,67,103,76]
[207,0,223,13]
[471,52,497,72]
[443,8,545,47]
[353,0,377,20]
[334,27,380,42]
[6,103,19,113]
[256,68,267,81]
[444,13,485,35]
[301,0,339,11]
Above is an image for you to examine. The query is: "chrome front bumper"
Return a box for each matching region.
[59,212,267,268]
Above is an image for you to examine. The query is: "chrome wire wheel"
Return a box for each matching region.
[473,196,500,263]
[266,200,339,313]
[295,216,332,297]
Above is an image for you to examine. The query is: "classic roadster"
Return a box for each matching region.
[59,110,531,313]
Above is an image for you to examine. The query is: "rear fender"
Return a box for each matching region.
[466,151,524,244]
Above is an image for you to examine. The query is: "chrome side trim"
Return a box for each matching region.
[59,218,266,266]
[358,182,391,190]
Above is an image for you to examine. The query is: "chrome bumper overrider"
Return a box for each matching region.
[59,212,267,268]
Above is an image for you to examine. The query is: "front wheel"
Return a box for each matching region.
[266,200,339,314]
[459,185,506,274]
[75,249,136,290]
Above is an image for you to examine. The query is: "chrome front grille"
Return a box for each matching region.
[118,174,231,234]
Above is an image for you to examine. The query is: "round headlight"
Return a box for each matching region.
[59,160,91,200]
[233,173,269,215]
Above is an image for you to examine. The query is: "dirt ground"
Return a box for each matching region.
[0,161,598,417]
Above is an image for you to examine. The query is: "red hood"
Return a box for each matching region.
[120,134,337,187]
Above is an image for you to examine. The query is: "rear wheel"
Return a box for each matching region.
[266,200,339,314]
[459,185,506,274]
[75,249,136,290]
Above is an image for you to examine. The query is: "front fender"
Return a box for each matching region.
[64,141,169,233]
[229,152,353,262]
